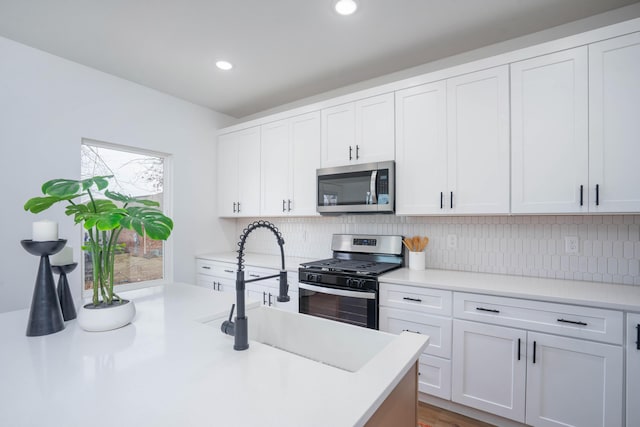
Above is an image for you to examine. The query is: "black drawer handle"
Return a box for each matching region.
[450,191,453,209]
[402,329,421,334]
[580,185,583,206]
[201,266,211,270]
[635,324,639,350]
[476,307,500,314]
[533,341,537,364]
[557,318,587,326]
[403,297,423,303]
[440,192,443,209]
[595,184,600,206]
[249,274,260,278]
[517,338,521,361]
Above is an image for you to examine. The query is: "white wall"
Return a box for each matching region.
[0,36,233,313]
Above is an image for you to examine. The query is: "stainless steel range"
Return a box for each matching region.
[298,234,403,329]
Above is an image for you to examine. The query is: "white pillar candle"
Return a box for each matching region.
[32,220,58,241]
[50,246,73,266]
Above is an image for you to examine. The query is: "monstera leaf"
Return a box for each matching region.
[120,206,173,240]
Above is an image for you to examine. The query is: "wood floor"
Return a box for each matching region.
[417,402,496,427]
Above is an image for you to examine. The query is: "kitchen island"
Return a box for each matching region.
[0,283,428,427]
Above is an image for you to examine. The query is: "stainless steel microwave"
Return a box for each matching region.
[316,161,395,214]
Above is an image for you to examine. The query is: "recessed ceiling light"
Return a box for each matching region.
[334,0,358,16]
[216,60,233,71]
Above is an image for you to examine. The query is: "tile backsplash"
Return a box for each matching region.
[234,215,640,286]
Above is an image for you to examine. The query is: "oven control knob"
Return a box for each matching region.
[307,273,317,282]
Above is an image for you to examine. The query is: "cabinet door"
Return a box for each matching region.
[395,81,448,214]
[261,119,291,216]
[525,332,622,427]
[447,66,510,214]
[354,93,395,164]
[452,319,526,422]
[290,111,320,216]
[217,132,239,216]
[589,32,640,213]
[236,126,261,216]
[321,102,355,167]
[511,47,589,213]
[626,313,640,427]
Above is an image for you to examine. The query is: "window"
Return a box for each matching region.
[81,140,171,293]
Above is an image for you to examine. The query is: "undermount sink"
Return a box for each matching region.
[205,306,394,372]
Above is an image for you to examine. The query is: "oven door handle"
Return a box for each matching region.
[299,283,376,300]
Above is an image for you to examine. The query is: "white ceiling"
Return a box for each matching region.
[0,0,638,119]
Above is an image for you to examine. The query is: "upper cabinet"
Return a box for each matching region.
[217,127,261,217]
[261,111,320,216]
[321,93,395,167]
[511,47,589,214]
[512,32,640,214]
[589,32,640,213]
[395,66,510,215]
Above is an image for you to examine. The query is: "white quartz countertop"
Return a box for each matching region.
[381,268,640,312]
[197,251,316,273]
[0,283,427,427]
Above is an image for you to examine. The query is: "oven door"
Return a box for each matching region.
[298,282,378,329]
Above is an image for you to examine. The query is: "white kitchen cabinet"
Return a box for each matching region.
[511,47,589,214]
[261,111,320,216]
[452,292,623,426]
[321,93,394,167]
[446,66,510,214]
[195,259,235,294]
[589,32,640,213]
[379,282,453,400]
[395,81,447,214]
[627,313,640,427]
[394,66,509,215]
[217,127,261,217]
[452,319,527,422]
[245,267,299,313]
[525,332,623,427]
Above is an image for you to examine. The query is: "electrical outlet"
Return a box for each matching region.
[447,234,457,250]
[565,236,579,254]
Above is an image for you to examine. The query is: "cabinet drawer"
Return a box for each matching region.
[196,259,236,278]
[418,354,451,400]
[379,307,452,358]
[379,283,452,315]
[454,292,623,344]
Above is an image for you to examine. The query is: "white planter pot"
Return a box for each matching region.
[77,300,136,332]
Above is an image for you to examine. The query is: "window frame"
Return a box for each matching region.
[80,138,173,298]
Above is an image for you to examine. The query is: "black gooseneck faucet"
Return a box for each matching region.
[221,220,289,350]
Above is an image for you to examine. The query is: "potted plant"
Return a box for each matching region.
[24,175,173,331]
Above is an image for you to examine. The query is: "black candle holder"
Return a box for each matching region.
[52,262,78,321]
[20,239,66,336]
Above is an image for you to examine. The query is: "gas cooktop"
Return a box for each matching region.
[300,258,401,276]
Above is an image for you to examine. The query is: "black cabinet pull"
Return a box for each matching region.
[263,291,267,305]
[580,185,583,206]
[450,191,453,209]
[356,145,360,159]
[268,293,273,306]
[533,341,537,364]
[440,192,443,209]
[403,297,423,303]
[349,145,353,160]
[517,338,521,361]
[233,202,237,213]
[287,199,291,212]
[202,266,211,270]
[636,324,639,350]
[596,184,600,206]
[557,318,587,326]
[476,307,500,314]
[402,329,421,334]
[237,202,241,213]
[224,269,234,274]
[249,274,260,278]
[282,200,286,212]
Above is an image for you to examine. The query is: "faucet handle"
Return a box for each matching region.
[227,304,235,322]
[221,304,236,336]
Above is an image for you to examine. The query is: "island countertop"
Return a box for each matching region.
[0,283,427,427]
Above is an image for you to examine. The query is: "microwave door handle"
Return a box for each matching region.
[370,170,378,204]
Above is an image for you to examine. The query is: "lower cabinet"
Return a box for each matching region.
[452,294,624,427]
[379,283,453,400]
[628,313,640,427]
[195,259,235,293]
